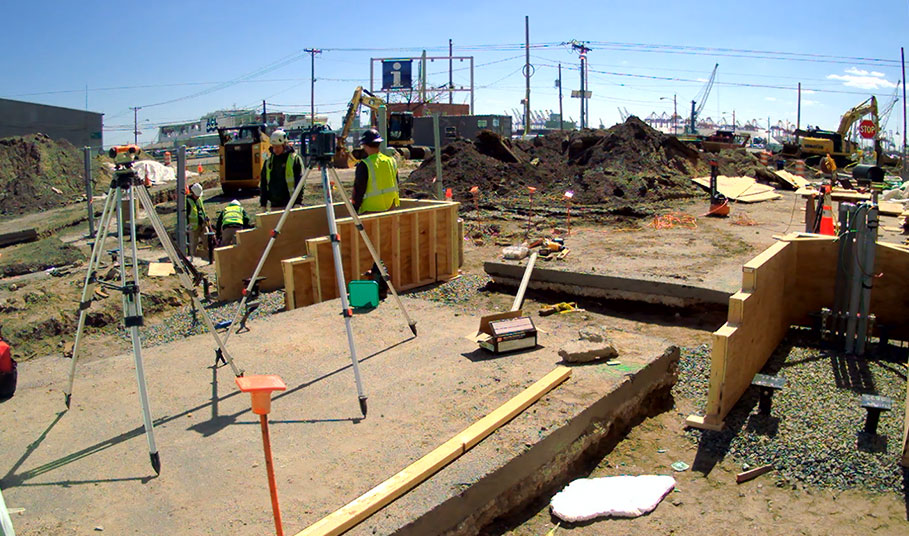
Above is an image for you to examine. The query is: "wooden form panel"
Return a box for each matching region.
[279,201,461,310]
[215,200,460,302]
[688,234,909,452]
[695,241,796,427]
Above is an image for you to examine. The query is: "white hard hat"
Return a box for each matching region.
[229,199,241,206]
[190,183,203,197]
[270,129,287,145]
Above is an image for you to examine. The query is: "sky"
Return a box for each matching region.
[1,0,906,147]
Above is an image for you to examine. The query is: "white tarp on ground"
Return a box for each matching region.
[550,475,676,522]
[102,161,198,186]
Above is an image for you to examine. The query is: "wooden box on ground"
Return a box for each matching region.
[214,199,461,307]
[684,234,909,467]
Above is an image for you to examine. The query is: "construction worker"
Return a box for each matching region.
[215,200,252,246]
[186,182,210,259]
[260,129,304,211]
[351,129,400,214]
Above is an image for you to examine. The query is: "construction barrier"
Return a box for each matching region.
[795,159,806,178]
[758,151,770,167]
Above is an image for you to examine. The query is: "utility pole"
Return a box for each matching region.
[420,50,428,103]
[796,82,801,142]
[673,94,677,135]
[558,63,564,131]
[305,48,322,128]
[132,107,140,145]
[570,41,591,129]
[902,47,907,177]
[523,16,531,137]
[262,100,267,125]
[449,39,453,105]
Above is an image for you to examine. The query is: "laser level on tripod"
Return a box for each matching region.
[63,144,245,474]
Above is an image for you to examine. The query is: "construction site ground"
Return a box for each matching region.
[2,173,908,534]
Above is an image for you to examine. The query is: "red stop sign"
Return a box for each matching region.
[859,119,877,139]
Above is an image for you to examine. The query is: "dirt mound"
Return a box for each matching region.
[0,134,108,217]
[406,117,705,208]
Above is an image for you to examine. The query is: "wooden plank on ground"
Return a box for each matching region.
[736,464,774,484]
[774,170,810,190]
[0,228,38,248]
[292,366,572,536]
[147,262,175,277]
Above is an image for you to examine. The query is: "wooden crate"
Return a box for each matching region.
[214,199,461,305]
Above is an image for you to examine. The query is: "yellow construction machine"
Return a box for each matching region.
[783,97,882,166]
[217,125,270,195]
[332,86,420,168]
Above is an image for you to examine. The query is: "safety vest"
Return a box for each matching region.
[264,152,302,197]
[222,205,245,227]
[359,153,399,213]
[187,197,206,230]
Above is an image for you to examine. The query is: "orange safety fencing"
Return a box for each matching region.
[649,211,698,230]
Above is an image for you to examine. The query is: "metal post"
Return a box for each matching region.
[262,100,267,125]
[433,113,443,199]
[420,50,427,103]
[558,64,564,131]
[377,104,388,154]
[580,54,587,129]
[470,57,475,114]
[83,146,95,238]
[524,15,531,137]
[855,206,878,355]
[369,58,375,93]
[449,39,453,105]
[673,94,678,135]
[176,146,187,256]
[796,83,801,143]
[845,205,869,353]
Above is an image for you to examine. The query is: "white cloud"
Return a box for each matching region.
[802,99,821,107]
[827,67,897,90]
[764,96,777,101]
[696,78,708,83]
[802,89,816,94]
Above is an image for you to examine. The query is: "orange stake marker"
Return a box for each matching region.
[236,375,287,536]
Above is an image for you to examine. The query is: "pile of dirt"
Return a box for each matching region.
[406,117,705,208]
[0,237,86,277]
[0,133,109,218]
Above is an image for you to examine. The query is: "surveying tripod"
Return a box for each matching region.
[63,145,244,475]
[220,130,418,417]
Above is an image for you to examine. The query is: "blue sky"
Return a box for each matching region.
[1,0,906,146]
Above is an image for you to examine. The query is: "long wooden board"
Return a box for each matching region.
[293,366,572,536]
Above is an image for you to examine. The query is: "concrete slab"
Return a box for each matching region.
[0,297,676,535]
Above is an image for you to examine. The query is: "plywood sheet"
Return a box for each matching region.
[774,169,810,190]
[691,175,781,203]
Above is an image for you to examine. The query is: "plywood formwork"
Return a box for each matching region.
[685,234,909,467]
[214,199,461,305]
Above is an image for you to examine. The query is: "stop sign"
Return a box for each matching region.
[859,119,877,139]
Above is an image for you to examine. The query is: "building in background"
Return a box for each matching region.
[152,109,327,149]
[0,97,103,148]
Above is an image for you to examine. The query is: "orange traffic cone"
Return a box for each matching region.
[819,188,835,235]
[197,163,204,174]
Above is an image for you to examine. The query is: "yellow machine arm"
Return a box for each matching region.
[337,86,386,145]
[836,96,878,137]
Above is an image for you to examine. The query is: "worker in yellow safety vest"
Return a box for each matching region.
[186,182,210,259]
[351,129,400,214]
[215,200,252,246]
[259,129,304,211]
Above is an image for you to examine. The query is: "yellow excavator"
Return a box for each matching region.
[783,96,882,166]
[332,86,420,168]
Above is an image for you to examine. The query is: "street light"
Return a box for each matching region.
[660,94,677,135]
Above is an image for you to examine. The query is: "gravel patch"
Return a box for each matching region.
[119,289,287,348]
[676,336,908,494]
[408,274,491,305]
